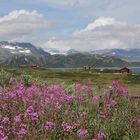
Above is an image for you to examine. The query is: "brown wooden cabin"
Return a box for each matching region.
[119,67,131,74]
[30,65,39,68]
[83,65,92,71]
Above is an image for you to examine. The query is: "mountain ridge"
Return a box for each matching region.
[91,48,140,62]
[0,41,140,68]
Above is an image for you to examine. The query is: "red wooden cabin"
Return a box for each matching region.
[119,67,131,74]
[30,65,39,68]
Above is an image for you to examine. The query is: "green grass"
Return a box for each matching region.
[1,67,140,95]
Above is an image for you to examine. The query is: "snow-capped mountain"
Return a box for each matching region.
[66,49,79,55]
[44,48,79,55]
[91,48,140,62]
[0,41,49,56]
[0,41,140,67]
[44,48,67,55]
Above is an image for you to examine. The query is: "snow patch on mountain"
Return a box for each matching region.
[3,45,16,50]
[45,48,79,55]
[19,50,31,53]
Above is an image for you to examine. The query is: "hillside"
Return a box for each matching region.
[0,41,140,68]
[92,48,140,62]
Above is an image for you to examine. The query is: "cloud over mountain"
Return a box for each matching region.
[0,10,52,40]
[45,17,140,51]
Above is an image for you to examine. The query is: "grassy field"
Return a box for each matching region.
[2,67,140,95]
[0,67,139,139]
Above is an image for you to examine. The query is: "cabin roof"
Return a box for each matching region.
[119,67,130,70]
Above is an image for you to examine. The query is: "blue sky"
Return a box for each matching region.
[0,0,140,51]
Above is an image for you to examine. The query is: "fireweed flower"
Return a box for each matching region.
[116,87,128,95]
[132,119,140,131]
[74,120,81,128]
[27,85,38,93]
[2,117,10,125]
[112,81,120,88]
[3,136,8,140]
[14,115,21,124]
[80,111,88,117]
[0,92,3,98]
[78,96,85,104]
[17,124,27,138]
[103,88,111,104]
[44,122,56,131]
[0,73,139,139]
[17,128,27,138]
[0,125,6,139]
[77,129,88,138]
[132,119,140,126]
[92,137,98,140]
[25,106,34,117]
[75,83,81,94]
[0,129,8,140]
[7,91,15,99]
[97,130,106,140]
[92,96,100,106]
[31,112,39,122]
[82,84,92,94]
[54,102,62,112]
[112,81,128,95]
[9,126,16,135]
[65,95,75,103]
[62,121,74,133]
[0,124,3,130]
[110,100,117,108]
[9,77,14,84]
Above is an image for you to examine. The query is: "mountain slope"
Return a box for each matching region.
[0,52,133,68]
[0,41,50,56]
[91,48,140,62]
[44,53,130,68]
[0,41,140,68]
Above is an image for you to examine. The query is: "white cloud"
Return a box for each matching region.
[74,17,127,36]
[44,17,140,51]
[0,10,52,40]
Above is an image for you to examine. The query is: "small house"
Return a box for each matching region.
[83,65,92,71]
[119,67,131,74]
[30,65,39,68]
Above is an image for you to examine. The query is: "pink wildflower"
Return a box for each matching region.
[97,130,106,140]
[77,129,88,138]
[9,77,14,84]
[82,84,92,94]
[17,124,27,138]
[44,122,56,131]
[62,121,74,133]
[2,117,10,125]
[14,115,21,124]
[31,112,39,122]
[92,96,100,106]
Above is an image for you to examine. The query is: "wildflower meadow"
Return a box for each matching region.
[0,70,139,140]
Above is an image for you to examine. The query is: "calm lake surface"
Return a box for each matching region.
[129,67,140,74]
[48,67,140,74]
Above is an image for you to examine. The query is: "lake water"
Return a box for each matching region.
[48,67,140,74]
[131,67,140,74]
